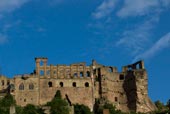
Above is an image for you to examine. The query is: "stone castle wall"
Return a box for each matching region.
[0,57,157,113]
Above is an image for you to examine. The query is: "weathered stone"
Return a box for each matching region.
[0,57,157,113]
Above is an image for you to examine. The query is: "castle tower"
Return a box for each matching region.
[35,57,48,76]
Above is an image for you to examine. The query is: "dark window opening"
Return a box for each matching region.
[24,99,26,102]
[40,70,44,76]
[7,80,10,85]
[29,83,34,90]
[115,97,118,102]
[19,83,24,90]
[60,82,63,87]
[80,72,83,77]
[86,71,90,77]
[93,69,96,75]
[74,73,78,77]
[85,82,89,87]
[108,67,113,72]
[119,74,124,80]
[1,80,4,86]
[73,82,76,87]
[48,81,52,87]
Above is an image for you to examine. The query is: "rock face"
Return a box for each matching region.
[0,57,157,113]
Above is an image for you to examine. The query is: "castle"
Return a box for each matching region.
[0,57,157,113]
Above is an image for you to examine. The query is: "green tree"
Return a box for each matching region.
[103,103,123,114]
[155,100,169,114]
[22,104,43,114]
[94,100,124,114]
[74,104,92,114]
[0,94,16,107]
[0,94,16,114]
[16,106,24,114]
[47,90,70,114]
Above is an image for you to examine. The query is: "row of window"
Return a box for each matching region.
[19,83,34,90]
[48,81,90,88]
[39,70,91,77]
[1,80,10,86]
[19,82,90,90]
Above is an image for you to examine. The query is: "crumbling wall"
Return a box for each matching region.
[122,61,157,113]
[9,58,156,113]
[14,75,39,106]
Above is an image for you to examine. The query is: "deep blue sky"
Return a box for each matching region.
[0,0,170,104]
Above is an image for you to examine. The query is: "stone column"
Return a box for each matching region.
[35,58,40,76]
[83,65,86,78]
[43,59,47,77]
[50,65,53,78]
[140,61,145,69]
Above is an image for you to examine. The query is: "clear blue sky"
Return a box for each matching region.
[0,0,170,104]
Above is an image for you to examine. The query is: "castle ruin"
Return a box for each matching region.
[0,57,157,113]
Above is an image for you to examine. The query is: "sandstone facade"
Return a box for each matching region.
[0,57,157,113]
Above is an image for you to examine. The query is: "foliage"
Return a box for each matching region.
[47,90,70,114]
[0,94,16,107]
[22,104,44,114]
[74,104,92,114]
[0,94,16,114]
[166,99,170,108]
[54,90,62,99]
[94,100,124,114]
[16,105,24,114]
[154,100,169,114]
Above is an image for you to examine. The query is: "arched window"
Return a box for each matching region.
[108,67,113,72]
[19,83,24,90]
[29,83,34,90]
[85,82,89,87]
[48,81,52,87]
[60,82,63,87]
[72,82,76,87]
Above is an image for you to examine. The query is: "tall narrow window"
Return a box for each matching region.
[86,71,90,77]
[74,73,78,77]
[72,82,76,87]
[1,80,4,86]
[7,80,10,85]
[19,83,24,90]
[29,83,34,90]
[48,81,52,87]
[115,97,118,102]
[80,72,83,77]
[60,82,63,87]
